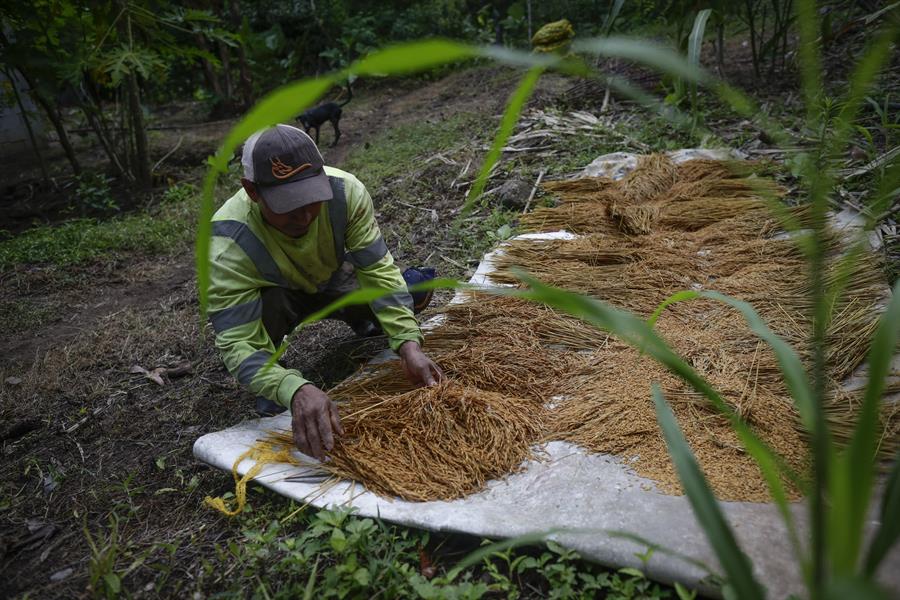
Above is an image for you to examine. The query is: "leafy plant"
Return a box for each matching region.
[506,5,900,597]
[84,513,146,599]
[0,202,192,270]
[76,173,117,213]
[319,14,378,71]
[665,8,710,118]
[161,182,197,205]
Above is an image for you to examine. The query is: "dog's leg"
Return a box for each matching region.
[330,118,341,147]
[314,126,320,145]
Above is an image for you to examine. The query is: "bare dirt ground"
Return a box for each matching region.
[0,65,570,598]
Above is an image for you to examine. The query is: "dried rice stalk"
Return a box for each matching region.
[609,202,659,235]
[325,381,546,501]
[618,154,678,202]
[824,382,900,458]
[675,158,763,182]
[439,335,586,401]
[553,345,808,502]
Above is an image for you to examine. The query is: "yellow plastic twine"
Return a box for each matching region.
[204,437,301,516]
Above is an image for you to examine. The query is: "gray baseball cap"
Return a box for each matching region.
[241,124,333,213]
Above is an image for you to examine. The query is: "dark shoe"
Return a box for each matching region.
[255,396,287,417]
[402,267,437,314]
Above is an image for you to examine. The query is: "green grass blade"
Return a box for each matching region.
[196,168,219,319]
[647,288,819,582]
[818,25,899,580]
[464,66,543,213]
[650,290,815,437]
[652,385,766,599]
[509,275,806,573]
[828,24,898,162]
[864,455,900,576]
[349,39,477,76]
[605,530,721,578]
[509,275,803,489]
[687,9,712,105]
[478,45,575,72]
[303,556,319,600]
[794,0,824,130]
[573,36,709,85]
[262,278,461,371]
[824,575,892,600]
[812,23,900,310]
[832,280,900,575]
[601,0,627,37]
[822,143,898,327]
[445,529,566,582]
[575,35,794,174]
[647,290,698,328]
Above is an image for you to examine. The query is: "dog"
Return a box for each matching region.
[297,83,352,147]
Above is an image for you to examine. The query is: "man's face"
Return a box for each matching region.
[242,178,323,238]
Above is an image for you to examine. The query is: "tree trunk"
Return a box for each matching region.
[716,22,725,77]
[195,33,224,98]
[218,40,233,99]
[78,84,131,182]
[18,69,81,176]
[526,0,532,41]
[127,72,151,188]
[228,0,253,108]
[744,0,760,79]
[118,89,132,177]
[5,67,51,186]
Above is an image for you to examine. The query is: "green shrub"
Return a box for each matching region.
[76,173,117,213]
[0,207,192,271]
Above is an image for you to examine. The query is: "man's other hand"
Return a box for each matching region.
[291,384,344,460]
[398,341,444,387]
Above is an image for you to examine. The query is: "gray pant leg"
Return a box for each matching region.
[259,262,378,344]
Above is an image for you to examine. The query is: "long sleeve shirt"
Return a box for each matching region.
[207,166,422,408]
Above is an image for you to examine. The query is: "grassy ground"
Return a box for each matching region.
[1,27,898,598]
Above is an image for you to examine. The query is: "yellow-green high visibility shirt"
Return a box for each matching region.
[207,166,422,408]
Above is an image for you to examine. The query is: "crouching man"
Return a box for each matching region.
[207,124,442,459]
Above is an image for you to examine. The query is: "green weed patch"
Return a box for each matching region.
[0,203,194,271]
[205,505,672,599]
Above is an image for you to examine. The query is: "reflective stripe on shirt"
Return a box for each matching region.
[372,290,414,312]
[212,220,289,287]
[209,297,262,333]
[327,177,347,265]
[348,236,388,268]
[235,349,272,385]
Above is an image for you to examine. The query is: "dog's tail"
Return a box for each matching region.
[338,82,353,107]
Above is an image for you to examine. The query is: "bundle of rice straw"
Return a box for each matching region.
[278,381,546,502]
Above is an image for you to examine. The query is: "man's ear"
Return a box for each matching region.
[240,178,260,203]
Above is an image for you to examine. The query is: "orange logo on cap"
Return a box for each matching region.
[270,157,312,179]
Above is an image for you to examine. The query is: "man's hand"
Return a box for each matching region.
[398,341,443,387]
[291,384,344,460]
